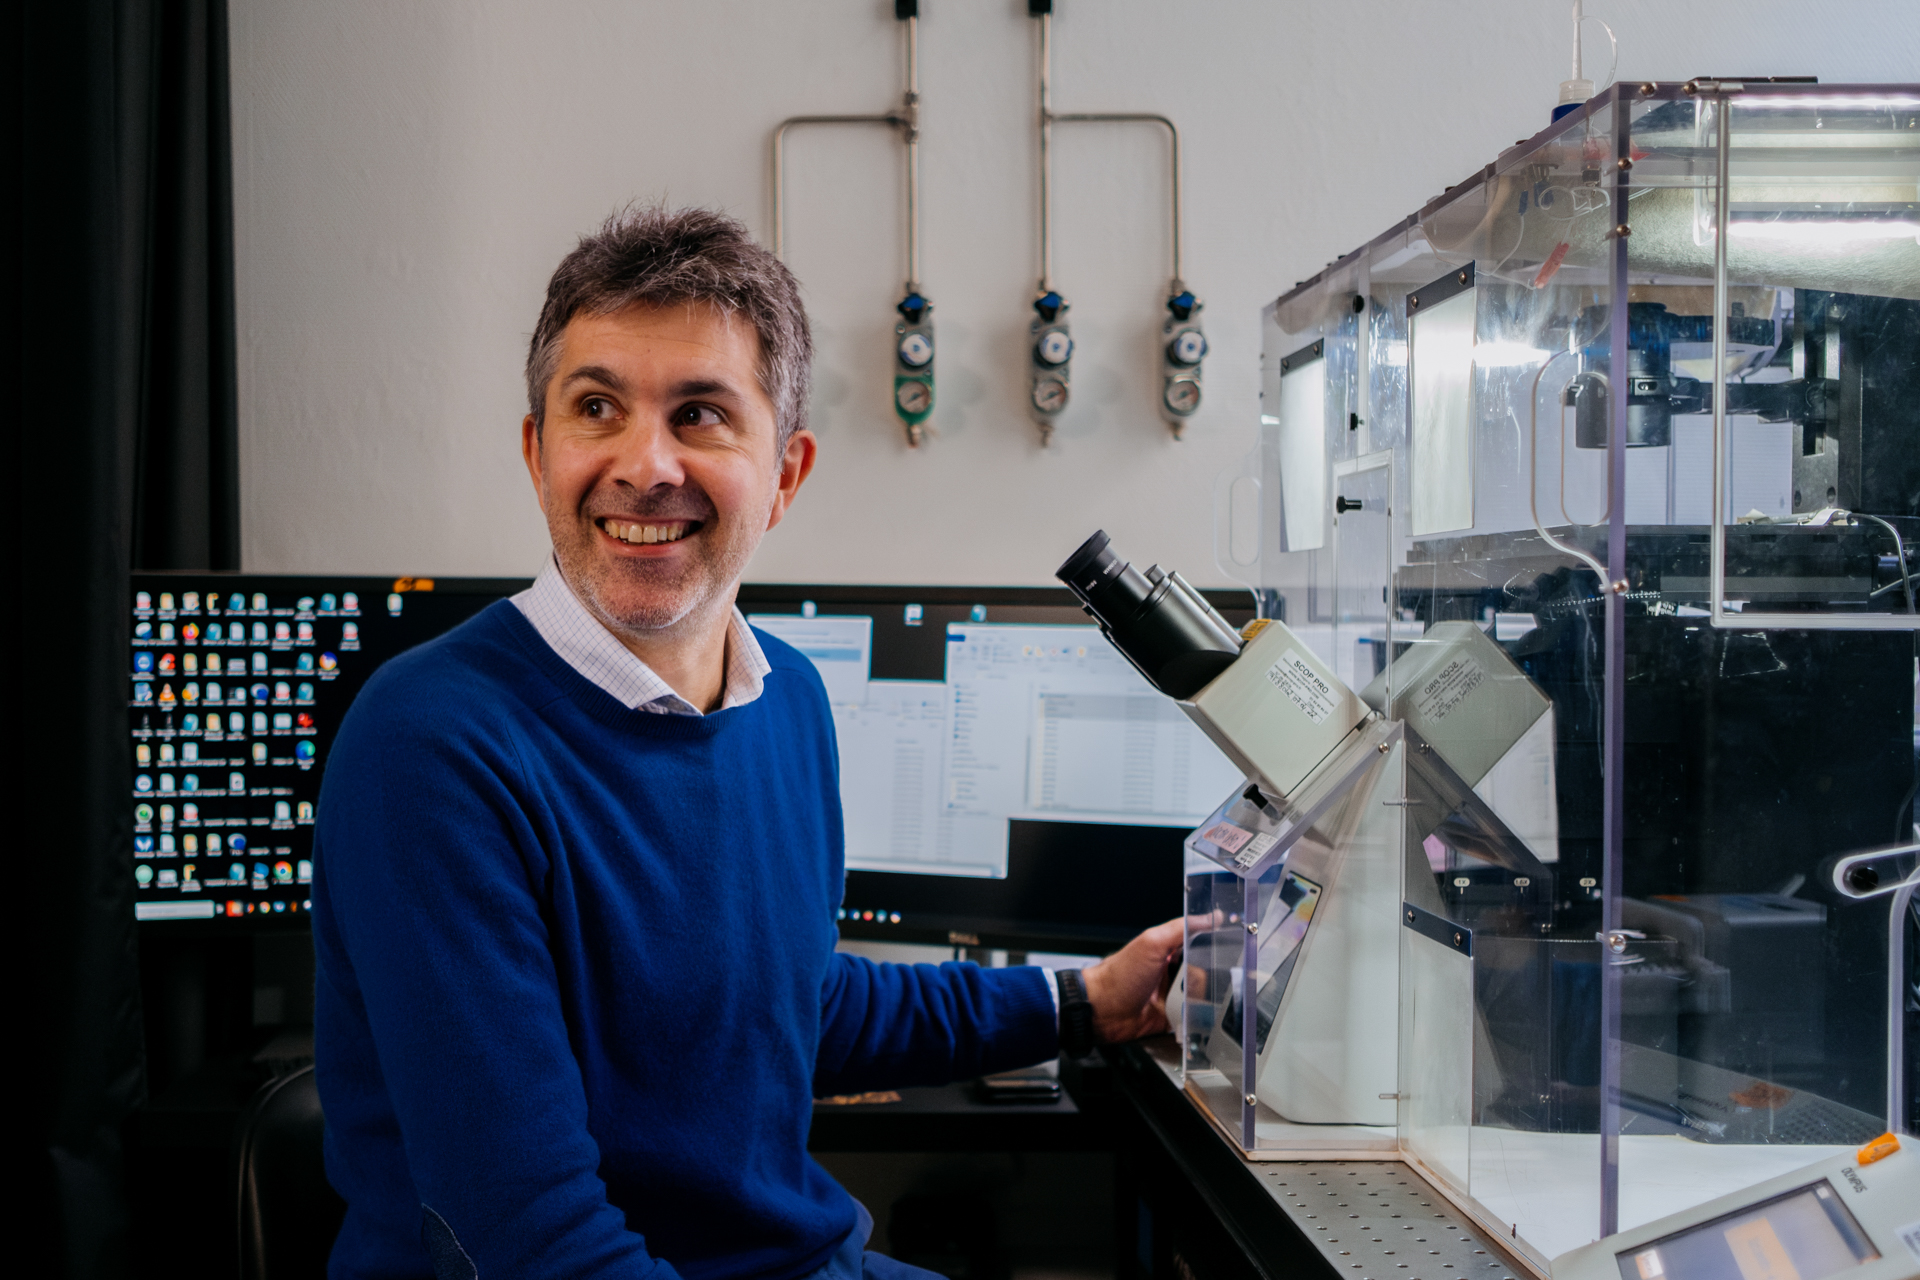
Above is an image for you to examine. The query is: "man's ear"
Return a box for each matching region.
[765,429,817,532]
[521,414,548,514]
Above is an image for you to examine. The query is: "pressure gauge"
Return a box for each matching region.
[894,291,935,446]
[895,379,933,415]
[1035,329,1073,367]
[1168,328,1207,367]
[1160,289,1206,436]
[1032,377,1068,414]
[897,331,933,369]
[1163,377,1202,416]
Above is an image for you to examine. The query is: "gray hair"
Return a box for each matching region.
[526,204,812,446]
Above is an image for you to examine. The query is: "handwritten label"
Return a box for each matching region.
[1265,648,1337,725]
[1201,821,1253,854]
[1414,654,1485,723]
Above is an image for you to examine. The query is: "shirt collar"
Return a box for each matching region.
[511,556,770,715]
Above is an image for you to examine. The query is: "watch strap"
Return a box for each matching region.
[1056,968,1095,1058]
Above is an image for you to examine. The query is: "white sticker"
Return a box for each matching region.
[1413,654,1486,723]
[1202,821,1253,854]
[1897,1218,1920,1264]
[1265,648,1337,725]
[1234,831,1279,869]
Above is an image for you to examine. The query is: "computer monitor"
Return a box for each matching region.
[128,575,528,928]
[735,584,1258,954]
[127,575,1255,950]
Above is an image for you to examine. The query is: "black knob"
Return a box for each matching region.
[1846,865,1881,894]
[1335,496,1363,514]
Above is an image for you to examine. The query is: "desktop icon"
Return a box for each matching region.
[180,742,199,763]
[228,771,246,793]
[157,684,175,707]
[318,652,337,672]
[271,900,286,913]
[182,834,198,854]
[135,592,152,612]
[296,654,314,673]
[158,804,173,825]
[274,621,290,641]
[181,803,199,823]
[203,681,222,704]
[159,593,174,611]
[320,594,337,612]
[251,862,268,888]
[230,835,246,852]
[135,652,154,673]
[135,835,154,853]
[181,683,198,704]
[274,682,290,702]
[157,742,175,763]
[156,869,178,889]
[134,622,152,640]
[136,744,151,765]
[182,773,199,792]
[158,834,176,854]
[157,653,176,674]
[272,712,291,730]
[296,622,313,642]
[296,801,314,822]
[226,900,244,917]
[251,652,267,674]
[295,710,314,728]
[251,683,270,703]
[181,863,197,886]
[296,684,314,703]
[230,862,245,881]
[229,593,246,612]
[251,743,267,764]
[135,865,153,886]
[297,860,313,883]
[273,861,294,884]
[295,740,316,762]
[970,605,987,622]
[296,597,314,612]
[135,803,154,824]
[134,684,153,703]
[274,801,291,821]
[182,653,198,674]
[251,593,267,611]
[135,774,153,792]
[205,652,222,673]
[157,773,176,793]
[342,592,359,611]
[904,604,924,626]
[207,622,224,643]
[229,712,245,733]
[387,593,403,615]
[182,593,199,612]
[181,713,199,732]
[182,622,200,643]
[343,623,359,641]
[252,712,268,733]
[158,623,174,641]
[251,623,267,644]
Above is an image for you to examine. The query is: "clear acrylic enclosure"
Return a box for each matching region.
[1211,81,1920,1273]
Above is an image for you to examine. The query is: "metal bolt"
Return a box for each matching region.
[1613,224,1632,238]
[1457,270,1469,285]
[1612,579,1629,593]
[1246,1093,1258,1106]
[1639,82,1657,95]
[1616,157,1633,170]
[1378,741,1391,754]
[1607,932,1628,953]
[1247,921,1259,934]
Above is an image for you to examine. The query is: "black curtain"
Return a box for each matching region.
[8,0,239,1275]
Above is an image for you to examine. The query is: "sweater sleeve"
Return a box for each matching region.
[313,689,672,1280]
[812,954,1060,1095]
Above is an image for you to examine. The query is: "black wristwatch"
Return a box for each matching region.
[1055,968,1095,1058]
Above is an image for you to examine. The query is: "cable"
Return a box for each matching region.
[1854,512,1917,614]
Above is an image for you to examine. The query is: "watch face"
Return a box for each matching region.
[1163,377,1201,415]
[897,331,933,369]
[1170,328,1208,366]
[895,379,933,415]
[1034,329,1073,367]
[1031,377,1068,414]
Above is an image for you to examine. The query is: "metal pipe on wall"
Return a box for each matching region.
[769,4,933,446]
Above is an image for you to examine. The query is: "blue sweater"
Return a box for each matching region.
[312,603,1058,1280]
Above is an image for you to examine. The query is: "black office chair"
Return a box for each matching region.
[234,1064,347,1280]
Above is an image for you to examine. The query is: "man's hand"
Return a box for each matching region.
[1081,917,1187,1044]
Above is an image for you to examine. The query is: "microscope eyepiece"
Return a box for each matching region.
[1056,530,1243,700]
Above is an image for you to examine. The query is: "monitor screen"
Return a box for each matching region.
[128,576,526,926]
[738,584,1256,953]
[1616,1181,1880,1280]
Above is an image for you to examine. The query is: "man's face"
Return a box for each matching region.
[521,302,814,639]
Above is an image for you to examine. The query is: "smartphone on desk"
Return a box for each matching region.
[973,1071,1062,1104]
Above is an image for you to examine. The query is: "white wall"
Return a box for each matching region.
[229,0,1919,587]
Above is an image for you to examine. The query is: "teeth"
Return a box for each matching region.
[605,520,689,545]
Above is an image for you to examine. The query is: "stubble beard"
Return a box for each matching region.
[548,483,766,641]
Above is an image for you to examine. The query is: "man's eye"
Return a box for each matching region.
[674,404,725,428]
[582,397,617,419]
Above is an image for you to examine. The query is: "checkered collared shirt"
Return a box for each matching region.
[511,556,771,715]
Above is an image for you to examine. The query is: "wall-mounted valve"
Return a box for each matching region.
[894,291,935,447]
[1160,288,1206,438]
[1030,290,1073,446]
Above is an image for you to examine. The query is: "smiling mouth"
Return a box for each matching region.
[597,517,700,546]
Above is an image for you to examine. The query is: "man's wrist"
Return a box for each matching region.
[1055,968,1095,1057]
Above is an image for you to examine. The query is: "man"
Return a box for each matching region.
[313,206,1183,1280]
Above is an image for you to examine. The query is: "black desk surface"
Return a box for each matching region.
[808,1073,1106,1153]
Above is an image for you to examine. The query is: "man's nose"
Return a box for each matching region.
[610,416,689,492]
